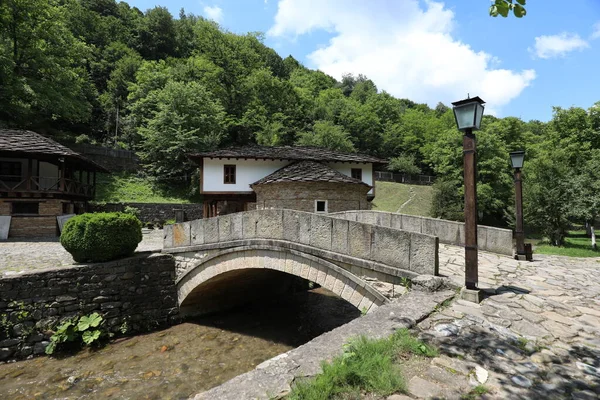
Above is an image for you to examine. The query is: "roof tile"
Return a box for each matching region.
[251,160,371,187]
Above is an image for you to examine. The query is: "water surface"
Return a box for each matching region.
[0,288,360,399]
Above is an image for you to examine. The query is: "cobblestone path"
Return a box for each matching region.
[405,244,600,399]
[0,229,163,275]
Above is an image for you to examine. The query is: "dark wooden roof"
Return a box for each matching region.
[0,129,108,172]
[251,160,371,187]
[190,145,386,165]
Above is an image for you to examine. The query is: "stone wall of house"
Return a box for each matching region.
[0,253,178,361]
[0,199,66,237]
[90,202,204,223]
[253,182,371,213]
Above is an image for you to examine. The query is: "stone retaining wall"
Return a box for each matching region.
[90,202,203,224]
[330,211,514,256]
[0,253,178,361]
[164,209,439,277]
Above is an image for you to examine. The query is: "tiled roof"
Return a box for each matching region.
[251,160,371,187]
[190,145,386,164]
[0,129,108,171]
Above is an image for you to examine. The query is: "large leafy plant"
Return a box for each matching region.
[46,313,106,355]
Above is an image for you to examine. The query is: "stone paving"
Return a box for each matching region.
[401,244,600,399]
[0,229,163,275]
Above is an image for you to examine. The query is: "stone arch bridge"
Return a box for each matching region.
[163,209,439,316]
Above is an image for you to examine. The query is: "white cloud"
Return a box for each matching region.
[268,0,535,114]
[203,5,223,23]
[532,32,589,59]
[592,22,600,40]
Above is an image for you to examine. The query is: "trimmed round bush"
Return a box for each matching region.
[61,212,143,263]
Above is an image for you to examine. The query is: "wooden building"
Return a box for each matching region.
[0,129,108,238]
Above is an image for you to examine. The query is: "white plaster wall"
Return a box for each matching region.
[202,159,374,194]
[203,159,289,192]
[326,162,373,194]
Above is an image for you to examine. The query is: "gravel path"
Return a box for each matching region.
[0,229,164,276]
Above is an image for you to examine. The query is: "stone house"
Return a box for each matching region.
[188,146,386,217]
[0,129,108,238]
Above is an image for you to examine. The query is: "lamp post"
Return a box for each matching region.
[451,96,485,303]
[509,150,526,260]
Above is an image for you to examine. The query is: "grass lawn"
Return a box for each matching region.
[287,329,437,400]
[371,182,433,217]
[533,230,599,258]
[94,173,196,204]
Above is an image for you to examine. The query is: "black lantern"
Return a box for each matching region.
[509,150,525,169]
[452,96,485,132]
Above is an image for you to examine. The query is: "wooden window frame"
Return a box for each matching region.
[351,168,362,181]
[0,161,23,182]
[224,164,236,184]
[315,200,328,213]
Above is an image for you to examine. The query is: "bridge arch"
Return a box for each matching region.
[177,245,389,317]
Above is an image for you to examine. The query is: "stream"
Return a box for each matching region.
[0,288,360,400]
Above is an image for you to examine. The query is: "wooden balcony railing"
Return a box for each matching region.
[0,175,95,198]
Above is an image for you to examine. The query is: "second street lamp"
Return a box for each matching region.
[452,96,485,303]
[510,150,527,260]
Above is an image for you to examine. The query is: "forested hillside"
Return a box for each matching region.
[1,0,599,245]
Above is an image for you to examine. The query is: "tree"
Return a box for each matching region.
[137,81,226,181]
[388,154,421,175]
[135,7,177,60]
[489,0,526,18]
[0,0,93,126]
[523,146,574,246]
[296,120,355,153]
[572,150,600,249]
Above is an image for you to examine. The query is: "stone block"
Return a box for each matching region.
[477,228,487,252]
[255,209,283,239]
[163,224,173,248]
[347,221,372,260]
[331,218,349,254]
[172,222,191,247]
[0,216,9,240]
[190,219,204,245]
[298,212,312,245]
[370,227,411,270]
[483,226,514,256]
[390,214,403,230]
[409,233,438,275]
[203,217,219,243]
[460,287,483,304]
[282,209,300,243]
[375,212,392,228]
[401,215,423,234]
[357,211,377,226]
[309,214,333,251]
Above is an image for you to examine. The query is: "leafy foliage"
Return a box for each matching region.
[46,312,106,355]
[61,212,142,262]
[388,154,421,175]
[490,0,527,18]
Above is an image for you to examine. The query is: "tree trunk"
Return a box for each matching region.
[592,223,597,250]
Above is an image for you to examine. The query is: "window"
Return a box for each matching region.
[0,161,22,182]
[351,168,362,180]
[12,202,39,215]
[315,200,328,213]
[224,164,236,184]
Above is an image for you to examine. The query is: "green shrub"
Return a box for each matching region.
[61,212,142,262]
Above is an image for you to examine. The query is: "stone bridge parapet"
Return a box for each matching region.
[164,209,439,278]
[330,210,514,256]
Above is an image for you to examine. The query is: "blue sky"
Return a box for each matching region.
[127,0,600,122]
